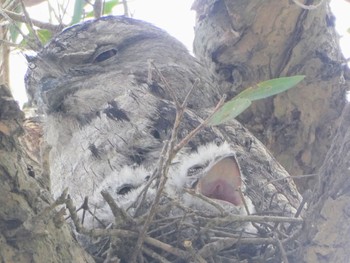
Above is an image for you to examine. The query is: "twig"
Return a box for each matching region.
[132,144,167,216]
[131,64,199,261]
[149,60,181,109]
[286,189,311,234]
[65,194,84,233]
[184,240,207,263]
[276,236,289,263]
[0,8,63,32]
[199,236,279,258]
[0,39,22,47]
[100,190,134,226]
[143,236,189,259]
[173,95,226,153]
[130,143,174,261]
[238,187,251,215]
[93,0,103,18]
[142,247,172,263]
[122,0,129,17]
[184,188,226,215]
[202,214,303,226]
[19,0,42,48]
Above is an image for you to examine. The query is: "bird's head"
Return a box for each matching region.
[167,141,254,215]
[87,165,154,227]
[25,16,217,119]
[88,141,254,228]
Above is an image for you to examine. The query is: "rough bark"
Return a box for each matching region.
[0,85,94,262]
[192,0,350,261]
[192,0,349,191]
[299,103,350,262]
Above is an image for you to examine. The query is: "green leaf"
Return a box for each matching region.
[236,75,305,101]
[9,24,20,43]
[104,0,119,14]
[71,0,85,25]
[37,29,52,44]
[208,98,251,126]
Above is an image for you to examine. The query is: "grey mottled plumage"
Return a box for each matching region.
[26,16,302,261]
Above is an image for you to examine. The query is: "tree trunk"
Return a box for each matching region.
[0,85,94,262]
[300,103,350,262]
[192,0,349,191]
[192,0,350,261]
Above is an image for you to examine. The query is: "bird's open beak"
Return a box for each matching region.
[196,156,243,206]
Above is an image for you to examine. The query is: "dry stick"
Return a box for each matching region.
[276,237,289,263]
[202,214,303,227]
[19,0,42,48]
[199,237,277,258]
[149,60,181,109]
[132,144,167,216]
[184,188,226,215]
[130,119,181,262]
[184,240,207,263]
[142,247,172,263]
[0,8,62,32]
[0,8,39,50]
[122,0,129,17]
[131,65,210,262]
[174,95,226,153]
[0,39,21,47]
[286,189,311,234]
[100,190,135,226]
[93,0,103,18]
[130,67,193,262]
[67,195,197,262]
[238,187,251,215]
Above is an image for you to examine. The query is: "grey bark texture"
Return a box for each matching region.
[299,103,350,262]
[192,0,349,191]
[21,16,303,262]
[192,0,350,262]
[0,85,94,263]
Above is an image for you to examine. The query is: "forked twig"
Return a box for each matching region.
[0,8,63,32]
[131,63,227,262]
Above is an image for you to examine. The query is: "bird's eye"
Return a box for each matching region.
[117,184,135,195]
[93,48,118,63]
[187,164,205,177]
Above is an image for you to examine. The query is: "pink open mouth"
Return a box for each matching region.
[196,156,243,206]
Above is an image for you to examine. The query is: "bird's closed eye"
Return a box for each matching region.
[93,48,118,63]
[117,184,135,195]
[187,164,206,177]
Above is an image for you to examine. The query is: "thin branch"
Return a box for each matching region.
[122,0,129,17]
[131,63,199,262]
[202,214,303,226]
[276,236,289,263]
[0,8,64,32]
[142,247,172,263]
[149,60,181,109]
[173,95,226,153]
[184,188,226,215]
[100,190,135,226]
[19,0,42,48]
[94,0,103,18]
